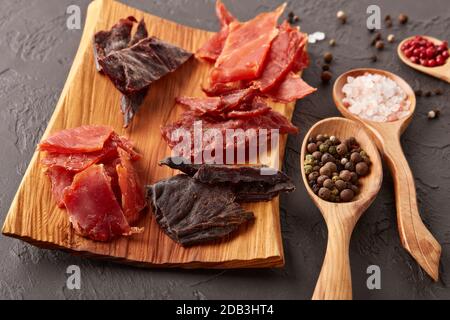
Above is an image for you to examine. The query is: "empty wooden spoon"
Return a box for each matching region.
[301,117,383,300]
[333,68,441,281]
[398,35,450,83]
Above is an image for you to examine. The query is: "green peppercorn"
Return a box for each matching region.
[304,165,313,175]
[331,188,340,196]
[360,151,367,157]
[319,143,329,153]
[332,176,340,183]
[305,154,315,165]
[328,145,337,155]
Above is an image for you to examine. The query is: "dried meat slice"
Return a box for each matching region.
[147,174,254,246]
[99,37,193,95]
[225,96,271,119]
[116,148,147,225]
[63,164,140,242]
[265,72,317,103]
[93,16,137,71]
[129,19,148,46]
[254,21,308,92]
[38,125,114,154]
[176,87,255,116]
[210,3,286,84]
[45,166,75,208]
[120,88,149,128]
[196,1,236,62]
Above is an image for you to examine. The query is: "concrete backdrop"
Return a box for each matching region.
[0,0,449,300]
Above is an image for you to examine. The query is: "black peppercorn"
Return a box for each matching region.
[321,71,332,84]
[322,64,330,71]
[398,13,408,24]
[415,89,423,97]
[324,52,333,63]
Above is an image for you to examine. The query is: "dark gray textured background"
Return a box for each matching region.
[0,0,449,300]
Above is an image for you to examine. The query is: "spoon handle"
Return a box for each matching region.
[381,134,441,281]
[312,211,356,300]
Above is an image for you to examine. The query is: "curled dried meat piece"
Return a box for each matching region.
[45,166,75,208]
[38,125,114,154]
[120,88,149,128]
[265,72,317,103]
[129,19,148,46]
[93,16,137,71]
[63,165,142,242]
[225,96,271,119]
[210,4,285,84]
[116,148,147,225]
[99,37,193,94]
[147,174,254,246]
[196,0,236,62]
[158,157,296,202]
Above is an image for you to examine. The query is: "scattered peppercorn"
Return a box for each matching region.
[304,134,371,203]
[322,64,330,71]
[375,40,385,50]
[434,88,443,95]
[387,34,395,43]
[324,52,333,63]
[321,71,332,84]
[293,16,300,23]
[386,20,393,28]
[398,13,408,24]
[414,89,423,97]
[329,38,336,46]
[337,10,347,24]
[425,91,432,97]
[427,109,440,119]
[371,55,378,62]
[385,15,391,21]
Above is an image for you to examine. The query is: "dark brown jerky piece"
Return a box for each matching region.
[99,37,193,94]
[158,157,296,202]
[129,19,148,46]
[93,16,137,72]
[159,157,202,176]
[146,174,254,246]
[120,88,149,128]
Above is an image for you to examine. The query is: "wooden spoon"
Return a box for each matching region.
[301,117,383,300]
[333,68,441,281]
[398,35,450,83]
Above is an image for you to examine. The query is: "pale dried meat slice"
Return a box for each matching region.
[265,72,317,103]
[216,0,236,26]
[41,131,140,172]
[45,166,75,208]
[176,87,255,116]
[99,37,193,95]
[196,0,236,62]
[93,16,137,71]
[254,21,308,92]
[38,125,114,154]
[146,174,254,246]
[63,165,141,242]
[116,148,147,225]
[209,4,286,84]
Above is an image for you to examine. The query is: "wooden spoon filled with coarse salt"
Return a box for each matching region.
[398,35,450,83]
[333,68,441,282]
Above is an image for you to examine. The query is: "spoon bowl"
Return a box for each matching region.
[398,35,450,83]
[333,68,441,282]
[301,117,383,300]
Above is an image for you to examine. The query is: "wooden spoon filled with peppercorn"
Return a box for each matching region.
[334,68,442,282]
[398,35,450,83]
[301,117,383,300]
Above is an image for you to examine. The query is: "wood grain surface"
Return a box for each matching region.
[300,118,383,300]
[1,0,300,268]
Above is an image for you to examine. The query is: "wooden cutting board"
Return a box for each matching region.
[2,0,299,268]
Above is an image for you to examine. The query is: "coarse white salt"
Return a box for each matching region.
[342,72,411,122]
